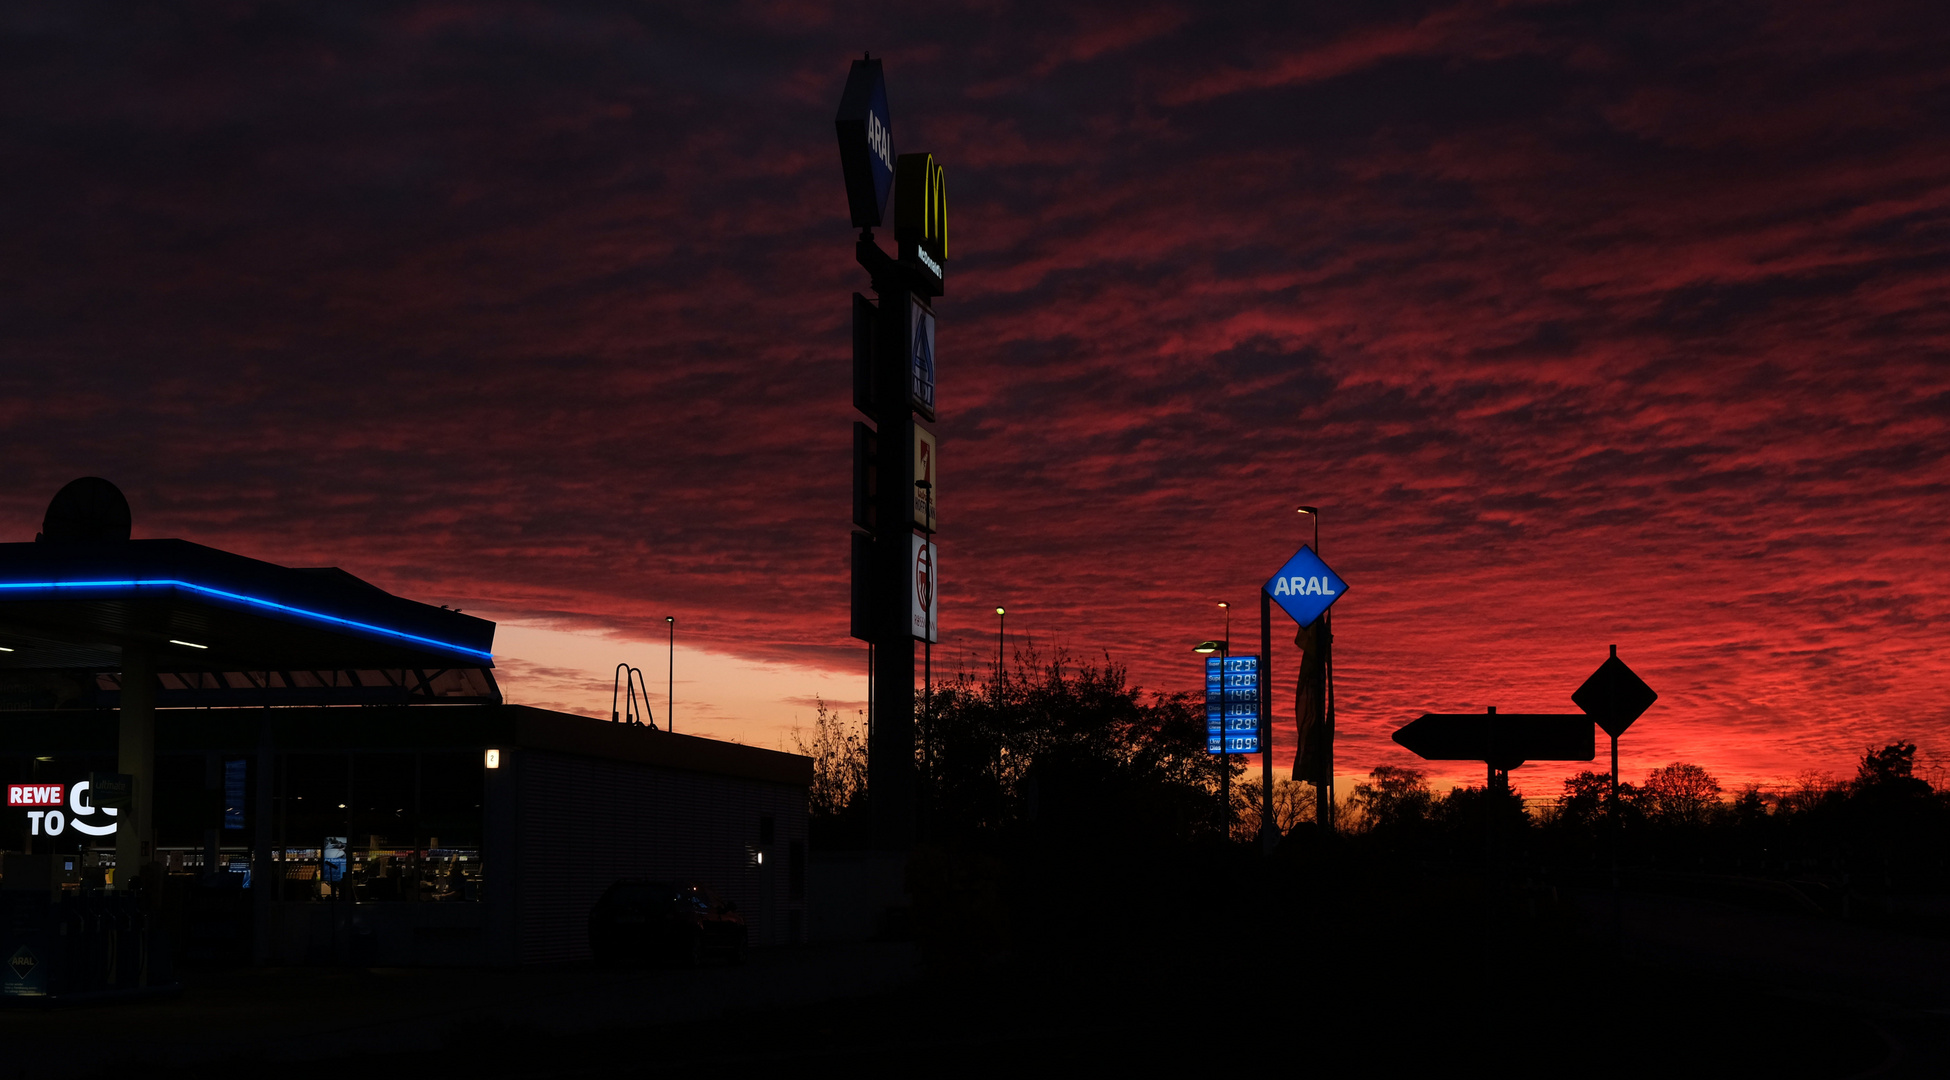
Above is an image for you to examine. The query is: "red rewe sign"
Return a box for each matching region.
[8,784,63,807]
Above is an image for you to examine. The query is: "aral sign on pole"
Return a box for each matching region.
[1264,546,1348,628]
[1264,543,1348,829]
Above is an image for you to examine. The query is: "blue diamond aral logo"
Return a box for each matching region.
[1264,545,1348,627]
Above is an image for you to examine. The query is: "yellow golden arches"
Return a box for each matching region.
[895,153,948,266]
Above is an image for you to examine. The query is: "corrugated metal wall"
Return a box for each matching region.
[513,749,807,964]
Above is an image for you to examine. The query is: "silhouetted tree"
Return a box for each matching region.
[792,696,867,816]
[1839,741,1945,890]
[1231,778,1315,841]
[1346,766,1434,835]
[1851,741,1932,801]
[1780,769,1840,817]
[918,648,1216,842]
[1726,784,1769,827]
[1642,762,1722,827]
[1429,782,1531,855]
[793,697,870,845]
[1553,771,1628,830]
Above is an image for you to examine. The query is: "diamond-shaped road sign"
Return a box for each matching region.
[1264,545,1348,627]
[1393,709,1595,772]
[1572,646,1658,738]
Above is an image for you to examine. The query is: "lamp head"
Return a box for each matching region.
[996,607,1006,616]
[1297,505,1318,516]
[1193,640,1223,654]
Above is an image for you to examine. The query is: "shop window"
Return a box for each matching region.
[272,752,483,903]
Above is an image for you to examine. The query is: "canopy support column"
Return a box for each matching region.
[116,642,157,891]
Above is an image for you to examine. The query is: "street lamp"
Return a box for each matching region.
[1294,504,1332,830]
[919,480,935,829]
[995,607,1006,673]
[665,616,675,733]
[1193,637,1232,840]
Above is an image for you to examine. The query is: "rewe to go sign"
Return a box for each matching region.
[8,781,118,837]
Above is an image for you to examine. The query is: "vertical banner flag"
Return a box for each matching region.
[1205,655,1261,754]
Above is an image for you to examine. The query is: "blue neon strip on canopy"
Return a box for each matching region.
[0,579,492,663]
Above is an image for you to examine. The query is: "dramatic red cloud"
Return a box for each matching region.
[0,1,1945,796]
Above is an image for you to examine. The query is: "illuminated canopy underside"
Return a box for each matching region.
[0,539,496,699]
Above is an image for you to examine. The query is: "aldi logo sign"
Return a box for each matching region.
[910,297,936,420]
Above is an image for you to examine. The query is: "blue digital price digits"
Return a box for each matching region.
[1203,655,1261,754]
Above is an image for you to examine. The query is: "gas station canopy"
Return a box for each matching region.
[0,538,497,709]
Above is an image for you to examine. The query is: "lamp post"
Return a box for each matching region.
[1295,505,1331,830]
[665,616,675,734]
[919,480,934,836]
[1297,505,1319,552]
[1194,638,1230,840]
[995,607,1006,674]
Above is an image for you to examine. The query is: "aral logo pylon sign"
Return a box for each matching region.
[838,54,951,842]
[1264,545,1348,627]
[834,58,895,228]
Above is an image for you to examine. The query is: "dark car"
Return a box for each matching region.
[588,879,748,967]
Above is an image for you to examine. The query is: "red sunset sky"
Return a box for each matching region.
[1,2,1945,797]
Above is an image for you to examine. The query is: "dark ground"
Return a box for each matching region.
[7,867,1947,1079]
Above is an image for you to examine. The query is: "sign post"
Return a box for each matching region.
[1571,644,1659,806]
[1390,646,1657,792]
[1204,653,1259,838]
[1263,545,1349,835]
[1569,644,1657,946]
[1392,707,1597,784]
[838,55,949,847]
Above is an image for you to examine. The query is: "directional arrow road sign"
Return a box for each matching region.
[1392,709,1595,771]
[1264,545,1348,627]
[1572,647,1658,738]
